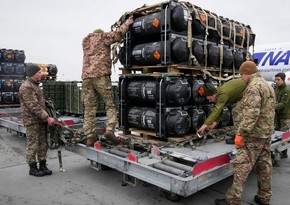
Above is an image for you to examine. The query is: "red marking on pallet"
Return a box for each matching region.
[59,120,74,126]
[192,154,230,176]
[94,141,101,150]
[282,131,290,140]
[128,152,137,162]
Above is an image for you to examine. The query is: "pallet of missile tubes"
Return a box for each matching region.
[116,0,255,77]
[115,0,255,140]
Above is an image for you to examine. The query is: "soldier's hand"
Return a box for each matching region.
[197,124,208,136]
[47,117,55,126]
[208,121,218,129]
[235,134,244,148]
[125,16,134,26]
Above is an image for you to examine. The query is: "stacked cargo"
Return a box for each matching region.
[0,48,26,106]
[119,0,255,69]
[41,81,119,116]
[0,48,58,107]
[117,0,254,139]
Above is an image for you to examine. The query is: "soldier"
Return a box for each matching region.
[197,78,246,143]
[82,16,134,147]
[19,64,55,177]
[215,61,275,205]
[273,72,290,164]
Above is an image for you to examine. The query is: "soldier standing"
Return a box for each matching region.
[19,64,55,177]
[82,16,134,147]
[215,61,275,205]
[273,72,290,165]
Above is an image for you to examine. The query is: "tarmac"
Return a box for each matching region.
[0,126,289,205]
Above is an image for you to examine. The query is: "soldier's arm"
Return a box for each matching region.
[275,89,290,110]
[22,88,49,122]
[104,17,133,45]
[204,94,228,125]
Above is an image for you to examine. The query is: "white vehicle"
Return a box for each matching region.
[253,42,290,85]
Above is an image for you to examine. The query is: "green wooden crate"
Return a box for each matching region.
[41,81,65,111]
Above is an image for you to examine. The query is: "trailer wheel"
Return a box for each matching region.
[162,190,182,202]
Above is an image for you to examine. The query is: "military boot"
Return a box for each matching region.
[254,195,269,205]
[215,198,229,205]
[86,137,97,147]
[104,130,119,145]
[29,162,45,177]
[39,160,52,175]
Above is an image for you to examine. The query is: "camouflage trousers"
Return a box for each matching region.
[226,137,272,205]
[276,118,290,132]
[82,76,118,139]
[26,123,48,165]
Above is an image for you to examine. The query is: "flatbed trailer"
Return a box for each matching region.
[1,107,290,201]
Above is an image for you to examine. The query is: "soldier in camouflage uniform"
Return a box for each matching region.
[19,64,55,177]
[197,79,246,140]
[273,72,290,162]
[82,16,134,147]
[215,61,275,205]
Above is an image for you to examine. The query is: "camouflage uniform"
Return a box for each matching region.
[19,78,50,165]
[204,79,246,127]
[226,73,275,205]
[275,83,290,131]
[275,82,290,158]
[81,22,130,139]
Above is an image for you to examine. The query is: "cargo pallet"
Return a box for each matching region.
[120,64,240,80]
[1,107,290,201]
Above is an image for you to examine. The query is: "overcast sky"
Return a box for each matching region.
[1,0,289,81]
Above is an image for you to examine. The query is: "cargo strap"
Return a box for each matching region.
[218,16,224,85]
[200,68,240,82]
[183,2,200,67]
[232,21,237,76]
[201,7,209,68]
[244,26,251,60]
[209,129,227,142]
[190,135,207,150]
[111,42,121,70]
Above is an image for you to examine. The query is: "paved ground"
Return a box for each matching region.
[0,126,289,205]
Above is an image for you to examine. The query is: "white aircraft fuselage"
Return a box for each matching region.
[253,42,290,85]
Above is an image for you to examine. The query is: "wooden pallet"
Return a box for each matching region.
[0,104,20,109]
[120,64,239,77]
[119,128,194,146]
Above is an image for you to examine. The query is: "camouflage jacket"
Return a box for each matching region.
[237,73,275,139]
[204,78,246,125]
[19,78,49,126]
[275,83,290,119]
[81,23,129,80]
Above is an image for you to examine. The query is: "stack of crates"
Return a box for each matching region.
[0,48,26,106]
[41,81,65,111]
[41,81,119,116]
[64,81,83,115]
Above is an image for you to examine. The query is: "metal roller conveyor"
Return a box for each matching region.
[109,149,128,158]
[162,160,193,172]
[153,162,185,176]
